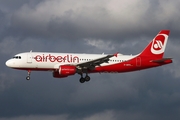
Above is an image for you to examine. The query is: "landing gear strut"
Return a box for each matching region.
[79,73,91,83]
[26,70,31,80]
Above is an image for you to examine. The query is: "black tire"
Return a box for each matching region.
[26,76,30,80]
[85,76,90,82]
[79,77,85,83]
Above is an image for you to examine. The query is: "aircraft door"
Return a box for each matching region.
[27,53,32,63]
[136,57,141,67]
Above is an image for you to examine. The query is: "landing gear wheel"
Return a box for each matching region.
[26,76,30,80]
[26,70,31,80]
[79,77,85,83]
[85,75,90,82]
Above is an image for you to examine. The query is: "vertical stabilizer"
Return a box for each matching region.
[139,30,170,59]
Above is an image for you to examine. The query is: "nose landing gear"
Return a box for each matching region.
[26,70,31,80]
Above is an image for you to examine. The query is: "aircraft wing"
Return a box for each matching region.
[76,52,118,70]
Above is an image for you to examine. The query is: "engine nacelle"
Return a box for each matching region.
[53,65,76,78]
[59,65,76,76]
[53,71,68,78]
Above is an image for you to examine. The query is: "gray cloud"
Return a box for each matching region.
[1,0,179,41]
[0,0,180,120]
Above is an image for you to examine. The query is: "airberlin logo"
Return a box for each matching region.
[151,34,168,54]
[34,54,79,63]
[153,40,163,50]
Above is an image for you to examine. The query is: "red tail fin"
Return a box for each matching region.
[139,30,170,59]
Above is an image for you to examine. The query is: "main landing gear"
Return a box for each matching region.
[79,73,91,83]
[26,70,31,80]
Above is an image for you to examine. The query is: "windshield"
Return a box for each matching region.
[12,56,21,59]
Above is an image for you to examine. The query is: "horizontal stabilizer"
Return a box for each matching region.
[151,58,172,63]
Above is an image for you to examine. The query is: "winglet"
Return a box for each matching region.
[114,52,119,57]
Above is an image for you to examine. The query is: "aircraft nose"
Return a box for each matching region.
[5,60,13,67]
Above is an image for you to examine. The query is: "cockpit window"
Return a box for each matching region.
[12,56,21,59]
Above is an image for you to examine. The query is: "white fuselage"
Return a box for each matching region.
[6,52,136,70]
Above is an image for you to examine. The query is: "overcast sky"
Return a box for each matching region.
[1,0,180,120]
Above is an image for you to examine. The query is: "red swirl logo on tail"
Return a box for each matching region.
[151,34,167,54]
[153,39,164,50]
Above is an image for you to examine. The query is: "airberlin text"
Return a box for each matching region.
[34,54,79,63]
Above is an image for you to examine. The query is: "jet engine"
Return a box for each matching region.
[53,65,76,78]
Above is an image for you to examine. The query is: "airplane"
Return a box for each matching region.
[5,30,172,83]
